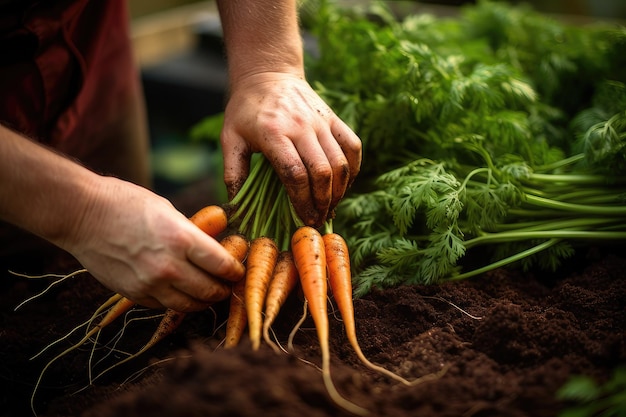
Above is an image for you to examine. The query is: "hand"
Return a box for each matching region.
[220,72,362,227]
[62,177,245,312]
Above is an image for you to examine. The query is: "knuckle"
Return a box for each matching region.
[151,260,181,283]
[204,281,231,302]
[213,254,242,280]
[280,163,309,187]
[188,275,229,305]
[310,162,332,185]
[335,158,350,183]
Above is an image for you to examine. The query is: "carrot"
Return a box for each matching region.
[143,309,187,349]
[31,295,135,414]
[292,226,369,416]
[224,276,247,348]
[220,233,250,264]
[244,236,279,350]
[189,204,228,237]
[324,232,413,385]
[262,250,299,352]
[222,234,250,348]
[90,296,136,335]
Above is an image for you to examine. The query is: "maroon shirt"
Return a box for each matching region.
[0,0,150,261]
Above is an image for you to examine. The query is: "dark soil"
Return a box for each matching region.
[1,200,624,417]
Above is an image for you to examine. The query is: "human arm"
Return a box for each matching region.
[0,125,244,312]
[216,0,362,227]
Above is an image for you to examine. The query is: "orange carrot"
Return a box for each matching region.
[93,296,136,333]
[224,276,247,348]
[262,250,299,352]
[138,309,187,354]
[190,204,228,237]
[221,233,250,351]
[220,233,250,264]
[324,232,412,385]
[244,236,279,350]
[292,226,368,416]
[222,234,250,349]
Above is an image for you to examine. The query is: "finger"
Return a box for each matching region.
[127,293,164,310]
[290,132,333,224]
[186,230,246,283]
[151,284,220,313]
[170,267,232,308]
[318,128,350,210]
[125,289,212,314]
[221,129,252,201]
[262,138,319,226]
[331,118,362,188]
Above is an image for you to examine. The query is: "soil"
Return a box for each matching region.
[0,194,624,417]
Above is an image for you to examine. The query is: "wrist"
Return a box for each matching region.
[51,172,111,253]
[0,127,111,253]
[227,53,305,88]
[217,0,305,87]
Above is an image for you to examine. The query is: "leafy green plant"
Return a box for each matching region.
[304,0,626,295]
[557,366,626,417]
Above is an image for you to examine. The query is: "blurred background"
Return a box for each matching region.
[129,0,626,208]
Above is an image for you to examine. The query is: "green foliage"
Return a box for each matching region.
[557,366,626,417]
[305,0,626,294]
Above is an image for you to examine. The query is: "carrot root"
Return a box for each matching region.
[263,250,299,353]
[224,276,247,348]
[92,308,186,383]
[292,226,369,416]
[30,295,135,415]
[244,237,279,350]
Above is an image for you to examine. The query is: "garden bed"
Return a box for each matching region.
[0,239,623,417]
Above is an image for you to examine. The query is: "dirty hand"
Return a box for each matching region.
[220,72,362,227]
[62,177,245,312]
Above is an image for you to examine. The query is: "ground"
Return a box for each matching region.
[0,196,624,417]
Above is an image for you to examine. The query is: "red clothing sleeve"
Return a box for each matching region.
[0,0,151,260]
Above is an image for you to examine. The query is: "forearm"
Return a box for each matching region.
[0,125,103,250]
[216,0,305,84]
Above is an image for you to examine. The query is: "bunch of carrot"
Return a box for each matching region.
[30,155,417,416]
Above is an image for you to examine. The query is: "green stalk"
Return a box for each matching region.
[526,173,626,186]
[532,154,584,173]
[226,154,303,243]
[550,188,626,203]
[446,238,561,281]
[524,194,626,216]
[489,217,621,233]
[465,229,626,249]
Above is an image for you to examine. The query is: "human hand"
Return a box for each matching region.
[220,72,362,227]
[61,177,245,312]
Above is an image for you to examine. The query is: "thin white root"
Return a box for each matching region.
[321,349,369,416]
[90,311,163,376]
[287,299,308,353]
[30,319,91,360]
[30,294,123,360]
[262,312,284,354]
[422,295,483,320]
[407,364,450,386]
[13,268,88,311]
